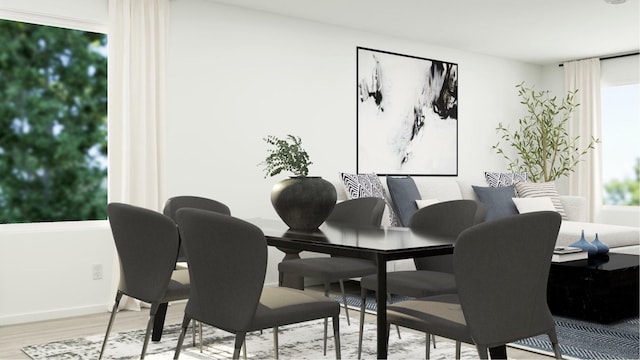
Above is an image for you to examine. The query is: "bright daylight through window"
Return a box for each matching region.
[601,83,640,206]
[0,19,108,223]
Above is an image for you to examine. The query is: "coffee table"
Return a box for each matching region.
[547,253,639,323]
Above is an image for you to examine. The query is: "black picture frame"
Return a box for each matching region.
[357,47,458,176]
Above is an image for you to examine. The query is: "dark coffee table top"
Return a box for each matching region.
[551,253,639,271]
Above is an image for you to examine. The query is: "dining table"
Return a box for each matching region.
[247,218,457,359]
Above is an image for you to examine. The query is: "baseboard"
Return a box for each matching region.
[0,303,109,326]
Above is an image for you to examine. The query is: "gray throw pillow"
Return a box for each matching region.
[386,176,422,227]
[472,185,518,222]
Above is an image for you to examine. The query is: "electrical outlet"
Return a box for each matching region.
[92,264,103,280]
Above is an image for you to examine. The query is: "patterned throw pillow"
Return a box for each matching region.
[484,172,528,188]
[340,172,400,226]
[514,181,568,220]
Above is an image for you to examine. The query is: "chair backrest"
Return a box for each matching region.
[453,211,561,347]
[107,202,180,303]
[163,196,231,262]
[409,200,478,271]
[325,197,386,227]
[175,208,267,331]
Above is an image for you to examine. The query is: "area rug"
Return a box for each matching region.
[333,291,639,360]
[22,318,479,359]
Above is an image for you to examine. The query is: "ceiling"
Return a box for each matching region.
[209,0,639,66]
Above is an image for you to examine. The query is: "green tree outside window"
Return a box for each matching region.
[0,20,108,223]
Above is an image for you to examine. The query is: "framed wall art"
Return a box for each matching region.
[357,47,458,176]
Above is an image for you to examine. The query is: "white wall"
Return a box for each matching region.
[1,0,544,325]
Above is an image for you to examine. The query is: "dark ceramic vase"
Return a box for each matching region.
[271,176,337,230]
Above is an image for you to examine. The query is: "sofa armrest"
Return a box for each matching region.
[560,196,587,222]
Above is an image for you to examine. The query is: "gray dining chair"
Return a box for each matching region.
[163,195,231,263]
[173,208,341,359]
[387,211,563,359]
[100,203,190,360]
[276,197,385,354]
[357,199,478,358]
[162,195,231,348]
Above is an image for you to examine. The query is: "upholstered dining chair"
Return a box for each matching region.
[163,195,231,263]
[173,208,341,359]
[100,203,190,360]
[162,195,231,348]
[357,199,478,358]
[386,211,563,359]
[276,197,385,353]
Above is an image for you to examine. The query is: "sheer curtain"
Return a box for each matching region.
[107,0,170,310]
[563,58,602,221]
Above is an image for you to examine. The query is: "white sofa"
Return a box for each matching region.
[332,176,640,268]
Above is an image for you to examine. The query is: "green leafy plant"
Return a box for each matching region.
[259,135,312,178]
[492,82,599,182]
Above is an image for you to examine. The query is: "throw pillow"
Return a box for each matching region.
[415,199,440,209]
[512,197,556,214]
[472,185,519,222]
[484,172,528,187]
[340,172,400,226]
[514,181,568,220]
[386,176,422,227]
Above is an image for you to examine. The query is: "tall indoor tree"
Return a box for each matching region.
[492,82,599,182]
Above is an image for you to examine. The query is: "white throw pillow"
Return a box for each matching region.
[415,199,440,209]
[512,197,557,214]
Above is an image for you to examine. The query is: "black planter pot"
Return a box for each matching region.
[270,176,337,230]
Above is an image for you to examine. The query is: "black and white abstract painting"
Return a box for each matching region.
[357,47,458,176]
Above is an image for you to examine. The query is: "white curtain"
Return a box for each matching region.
[107,0,170,311]
[563,58,602,221]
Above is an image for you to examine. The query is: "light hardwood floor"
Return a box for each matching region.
[0,283,550,359]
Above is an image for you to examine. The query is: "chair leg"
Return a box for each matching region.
[432,334,437,348]
[455,341,461,359]
[323,282,331,356]
[332,315,341,359]
[425,332,431,359]
[233,332,246,360]
[99,292,123,359]
[199,322,203,352]
[338,280,351,325]
[357,288,367,359]
[475,344,489,359]
[273,326,279,360]
[387,292,401,340]
[548,332,563,359]
[173,315,191,360]
[140,303,158,359]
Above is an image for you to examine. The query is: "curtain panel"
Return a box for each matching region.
[107,0,170,311]
[563,58,602,222]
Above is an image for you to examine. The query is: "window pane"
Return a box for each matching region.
[601,84,640,206]
[0,19,108,223]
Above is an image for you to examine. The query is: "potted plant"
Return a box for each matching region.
[492,82,599,182]
[259,135,336,230]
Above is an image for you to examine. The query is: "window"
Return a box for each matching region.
[0,19,108,223]
[601,83,640,206]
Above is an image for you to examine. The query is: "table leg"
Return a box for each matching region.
[277,247,305,289]
[152,302,168,342]
[376,255,388,359]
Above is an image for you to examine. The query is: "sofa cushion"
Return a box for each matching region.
[472,185,518,221]
[339,172,400,226]
[416,199,440,209]
[484,171,528,187]
[386,176,422,227]
[512,197,556,214]
[514,181,568,220]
